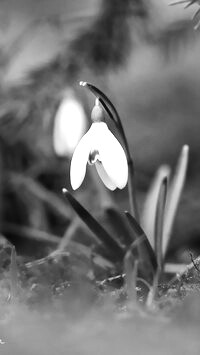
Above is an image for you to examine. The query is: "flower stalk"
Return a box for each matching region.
[79,81,139,221]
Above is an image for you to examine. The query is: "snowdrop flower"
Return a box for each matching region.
[53,90,87,156]
[70,100,128,190]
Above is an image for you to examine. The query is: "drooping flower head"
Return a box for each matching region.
[70,99,128,190]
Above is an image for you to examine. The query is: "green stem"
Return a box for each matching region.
[154,176,168,273]
[128,158,140,222]
[80,81,139,221]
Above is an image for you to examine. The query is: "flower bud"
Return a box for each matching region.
[91,100,105,123]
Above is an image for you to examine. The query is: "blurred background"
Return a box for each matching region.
[0,0,200,265]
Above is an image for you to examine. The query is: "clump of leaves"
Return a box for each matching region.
[0,81,197,323]
[59,82,195,315]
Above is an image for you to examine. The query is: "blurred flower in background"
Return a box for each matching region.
[0,0,99,85]
[53,89,87,156]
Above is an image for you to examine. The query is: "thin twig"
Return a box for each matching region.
[189,251,200,272]
[2,222,60,244]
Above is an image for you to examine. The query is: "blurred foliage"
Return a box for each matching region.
[0,0,151,262]
[0,3,200,354]
[0,0,199,272]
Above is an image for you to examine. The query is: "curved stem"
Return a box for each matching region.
[127,158,139,221]
[80,81,139,221]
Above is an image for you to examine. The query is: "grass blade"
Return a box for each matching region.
[125,212,157,273]
[62,188,124,261]
[141,165,170,249]
[104,207,135,247]
[162,145,189,256]
[10,246,19,301]
[169,1,190,5]
[124,253,138,306]
[154,176,168,272]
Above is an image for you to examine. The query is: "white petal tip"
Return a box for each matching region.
[119,184,127,190]
[72,186,78,191]
[62,188,67,194]
[70,179,80,191]
[117,180,128,190]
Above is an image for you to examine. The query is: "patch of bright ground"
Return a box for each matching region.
[0,293,200,355]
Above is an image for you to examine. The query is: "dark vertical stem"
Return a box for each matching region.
[154,176,168,273]
[128,158,139,222]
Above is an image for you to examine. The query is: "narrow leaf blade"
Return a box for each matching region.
[141,165,170,249]
[154,176,168,271]
[62,188,124,261]
[162,145,189,256]
[125,211,157,272]
[104,207,135,247]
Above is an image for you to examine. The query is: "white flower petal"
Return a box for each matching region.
[53,93,87,156]
[97,123,128,189]
[70,129,92,190]
[95,161,117,190]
